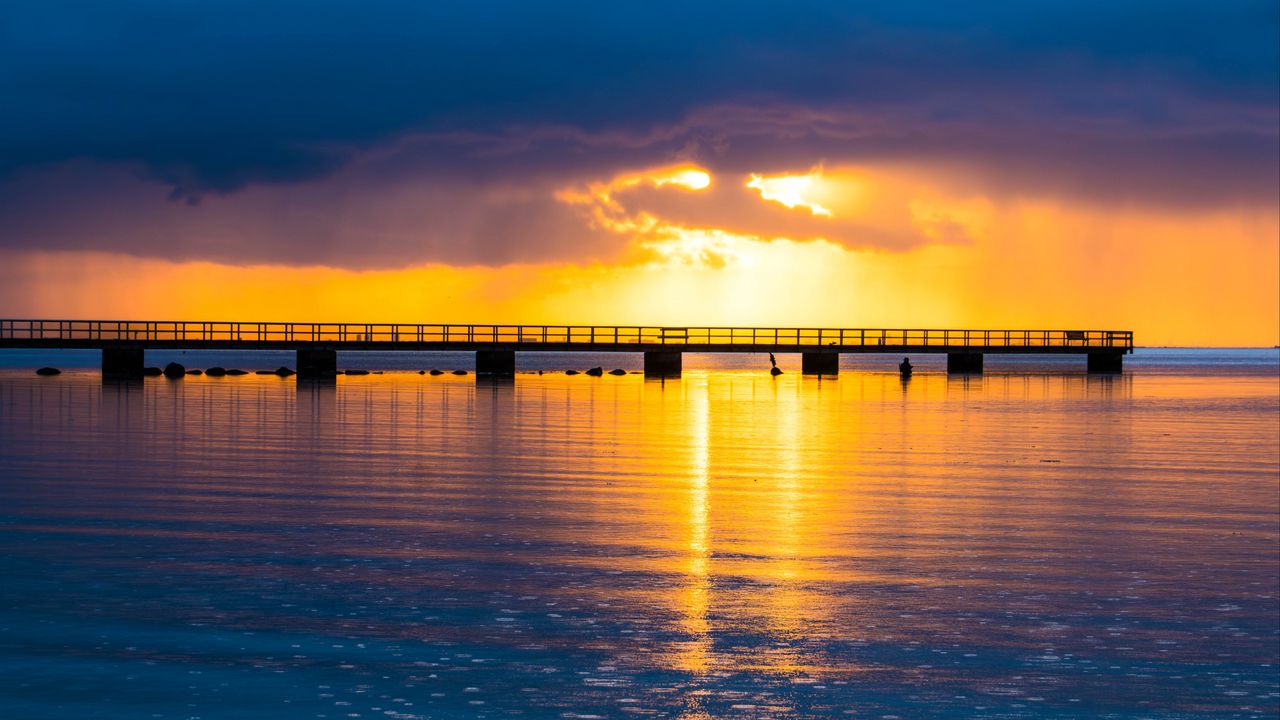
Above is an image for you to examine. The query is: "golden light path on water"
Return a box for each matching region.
[0,358,1276,719]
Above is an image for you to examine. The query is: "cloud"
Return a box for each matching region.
[3,2,1275,185]
[560,163,995,253]
[0,159,608,268]
[0,1,1274,265]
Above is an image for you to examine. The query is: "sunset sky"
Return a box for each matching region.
[1,2,1276,345]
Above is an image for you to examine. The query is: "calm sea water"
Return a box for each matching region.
[0,349,1276,719]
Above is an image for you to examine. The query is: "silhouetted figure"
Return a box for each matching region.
[899,357,913,377]
[769,352,777,368]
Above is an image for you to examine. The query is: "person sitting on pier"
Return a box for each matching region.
[899,357,913,376]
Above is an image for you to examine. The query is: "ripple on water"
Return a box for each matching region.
[0,366,1276,718]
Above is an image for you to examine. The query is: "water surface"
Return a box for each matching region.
[1,351,1277,719]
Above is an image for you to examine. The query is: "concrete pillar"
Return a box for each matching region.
[102,347,144,378]
[801,352,839,375]
[643,351,682,378]
[296,348,337,379]
[947,352,983,374]
[476,350,516,377]
[1087,352,1124,374]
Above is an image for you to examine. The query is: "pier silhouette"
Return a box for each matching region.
[1,320,1133,378]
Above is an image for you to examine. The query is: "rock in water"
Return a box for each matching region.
[186,369,203,376]
[163,362,186,378]
[344,369,370,376]
[35,367,61,376]
[770,366,783,376]
[225,368,248,376]
[585,367,604,376]
[142,367,163,376]
[428,369,444,376]
[417,370,426,375]
[565,370,580,375]
[255,369,275,375]
[608,368,627,375]
[451,370,468,376]
[275,367,296,377]
[205,366,226,377]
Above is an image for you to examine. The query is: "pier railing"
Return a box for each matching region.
[0,320,1133,350]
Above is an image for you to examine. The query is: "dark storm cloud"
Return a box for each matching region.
[0,0,1275,264]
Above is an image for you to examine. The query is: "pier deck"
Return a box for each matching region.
[1,320,1134,377]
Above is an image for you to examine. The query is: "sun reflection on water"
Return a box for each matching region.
[0,365,1276,718]
[676,377,712,676]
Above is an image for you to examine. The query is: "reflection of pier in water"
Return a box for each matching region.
[2,320,1133,378]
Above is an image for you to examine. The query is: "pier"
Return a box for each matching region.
[1,320,1133,378]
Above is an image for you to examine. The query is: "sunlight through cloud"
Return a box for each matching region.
[747,171,833,217]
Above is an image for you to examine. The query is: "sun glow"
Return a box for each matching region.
[657,167,712,190]
[747,171,833,217]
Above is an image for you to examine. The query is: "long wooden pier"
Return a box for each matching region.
[0,320,1133,377]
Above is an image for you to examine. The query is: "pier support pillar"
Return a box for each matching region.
[644,351,682,378]
[801,352,839,375]
[296,348,337,379]
[1087,352,1124,374]
[476,350,516,377]
[102,347,144,378]
[947,352,984,374]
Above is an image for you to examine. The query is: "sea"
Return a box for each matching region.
[0,349,1276,719]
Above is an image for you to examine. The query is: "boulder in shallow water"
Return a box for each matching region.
[428,369,444,376]
[585,367,604,376]
[565,369,580,375]
[451,370,467,376]
[770,366,783,376]
[344,369,370,376]
[255,369,274,375]
[186,369,203,376]
[163,362,186,378]
[142,366,163,376]
[35,367,61,376]
[225,368,248,376]
[608,368,627,375]
[275,366,296,377]
[205,366,226,377]
[417,370,426,375]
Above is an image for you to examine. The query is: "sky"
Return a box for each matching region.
[1,1,1277,345]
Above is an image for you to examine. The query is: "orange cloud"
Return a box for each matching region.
[573,163,994,253]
